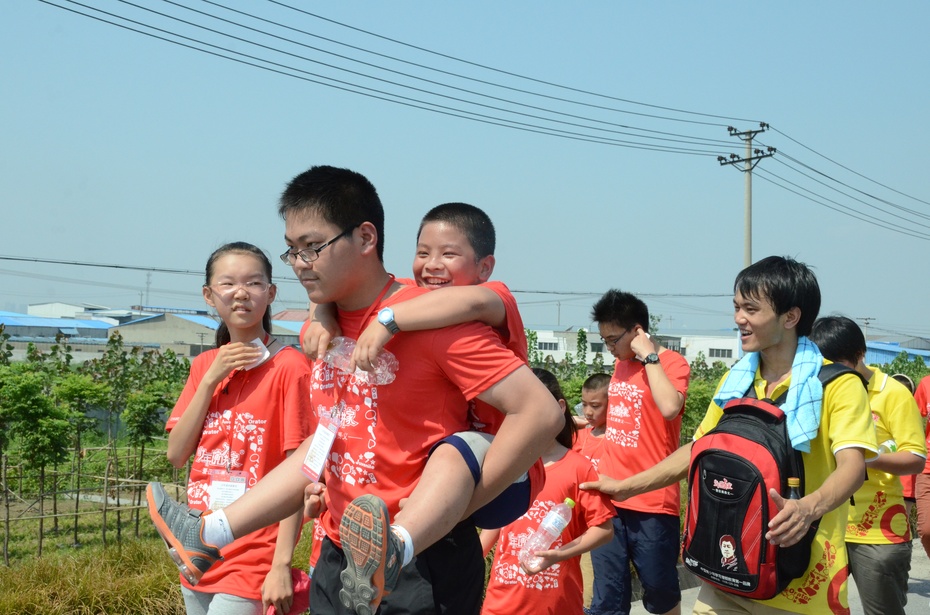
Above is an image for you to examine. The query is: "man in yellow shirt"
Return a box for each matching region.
[583,256,877,614]
[810,315,926,615]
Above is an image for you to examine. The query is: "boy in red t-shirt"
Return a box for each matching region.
[571,372,610,609]
[573,373,610,472]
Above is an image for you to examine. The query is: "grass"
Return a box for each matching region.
[0,538,186,615]
[1,517,316,614]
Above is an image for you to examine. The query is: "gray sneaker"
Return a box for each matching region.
[338,494,403,615]
[146,482,222,585]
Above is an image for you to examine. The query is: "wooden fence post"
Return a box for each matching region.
[3,454,9,566]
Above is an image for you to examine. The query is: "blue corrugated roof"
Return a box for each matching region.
[0,312,111,330]
[174,314,220,329]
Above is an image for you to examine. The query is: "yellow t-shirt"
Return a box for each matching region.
[846,367,927,544]
[695,361,876,614]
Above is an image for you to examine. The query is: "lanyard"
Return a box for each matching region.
[358,274,396,326]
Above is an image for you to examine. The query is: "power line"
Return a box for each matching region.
[266,0,762,126]
[29,0,930,241]
[192,0,745,142]
[768,126,930,207]
[753,170,930,241]
[41,0,727,156]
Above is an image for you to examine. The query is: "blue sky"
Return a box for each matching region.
[3,2,929,338]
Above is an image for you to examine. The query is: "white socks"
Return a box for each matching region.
[202,509,235,548]
[392,524,415,567]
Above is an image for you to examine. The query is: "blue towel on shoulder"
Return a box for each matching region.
[712,337,824,453]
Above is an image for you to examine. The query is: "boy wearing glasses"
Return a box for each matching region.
[587,289,690,615]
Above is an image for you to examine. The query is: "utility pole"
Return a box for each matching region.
[718,122,776,268]
[857,317,875,341]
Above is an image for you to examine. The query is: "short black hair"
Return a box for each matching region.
[591,289,649,333]
[809,316,865,365]
[734,256,820,337]
[418,202,495,259]
[582,373,611,391]
[278,165,385,261]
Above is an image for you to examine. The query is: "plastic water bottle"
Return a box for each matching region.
[519,498,575,571]
[323,336,398,385]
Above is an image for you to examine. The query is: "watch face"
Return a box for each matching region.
[378,308,392,324]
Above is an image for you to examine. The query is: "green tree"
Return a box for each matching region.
[591,351,607,376]
[557,353,576,382]
[0,366,71,556]
[575,329,589,378]
[0,324,12,366]
[525,329,542,367]
[878,351,929,386]
[560,375,586,413]
[682,379,715,442]
[689,352,729,385]
[54,372,111,546]
[123,382,174,535]
[649,313,663,335]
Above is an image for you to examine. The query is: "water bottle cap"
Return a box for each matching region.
[787,477,800,488]
[564,497,576,508]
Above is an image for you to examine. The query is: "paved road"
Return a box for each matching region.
[629,541,930,614]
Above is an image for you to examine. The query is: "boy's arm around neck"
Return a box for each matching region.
[353,285,507,372]
[392,284,506,330]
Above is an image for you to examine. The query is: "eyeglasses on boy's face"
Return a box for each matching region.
[600,328,631,347]
[280,225,357,265]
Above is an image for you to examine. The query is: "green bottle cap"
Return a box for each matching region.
[564,497,576,508]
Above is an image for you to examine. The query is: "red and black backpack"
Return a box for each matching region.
[681,362,860,600]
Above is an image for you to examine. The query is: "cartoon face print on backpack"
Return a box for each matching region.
[719,534,738,570]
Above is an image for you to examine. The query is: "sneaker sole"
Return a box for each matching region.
[338,496,390,615]
[146,483,209,586]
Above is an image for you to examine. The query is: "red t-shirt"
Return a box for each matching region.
[166,345,315,598]
[572,427,606,472]
[598,351,689,515]
[481,449,615,615]
[314,285,526,547]
[916,376,930,475]
[468,281,528,434]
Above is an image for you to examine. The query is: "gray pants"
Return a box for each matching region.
[180,586,263,615]
[847,541,912,615]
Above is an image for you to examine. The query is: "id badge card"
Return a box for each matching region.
[301,411,341,482]
[206,470,248,510]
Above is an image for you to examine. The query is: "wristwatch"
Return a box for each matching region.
[642,353,660,365]
[377,307,400,334]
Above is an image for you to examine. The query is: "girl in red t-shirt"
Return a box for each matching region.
[165,242,313,615]
[480,368,615,615]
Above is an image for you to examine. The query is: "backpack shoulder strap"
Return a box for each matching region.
[743,361,866,406]
[817,362,868,389]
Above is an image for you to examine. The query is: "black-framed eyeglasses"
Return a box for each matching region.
[280,225,357,265]
[600,328,631,347]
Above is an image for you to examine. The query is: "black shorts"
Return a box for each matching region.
[310,519,484,615]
